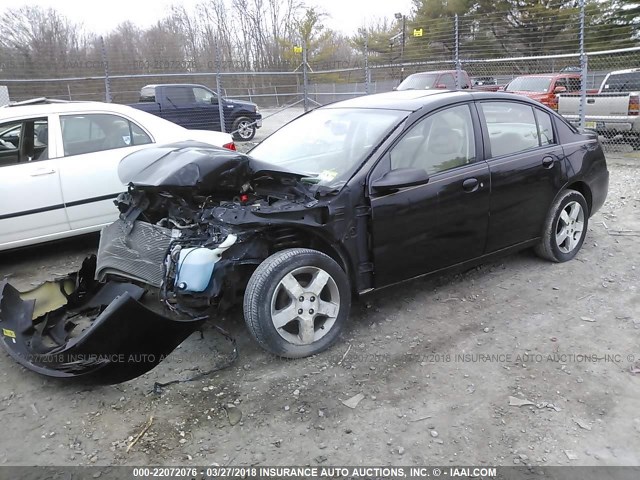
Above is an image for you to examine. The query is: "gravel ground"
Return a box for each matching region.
[0,114,639,466]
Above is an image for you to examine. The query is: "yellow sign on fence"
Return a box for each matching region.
[293,45,303,53]
[413,28,423,37]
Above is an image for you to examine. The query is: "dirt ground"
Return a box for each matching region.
[0,116,639,467]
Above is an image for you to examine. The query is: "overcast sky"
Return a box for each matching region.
[16,0,415,36]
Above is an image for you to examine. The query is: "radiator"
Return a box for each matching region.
[96,220,173,287]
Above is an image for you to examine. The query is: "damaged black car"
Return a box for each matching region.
[0,90,609,383]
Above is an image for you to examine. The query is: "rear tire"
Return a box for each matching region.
[232,116,256,141]
[534,190,589,263]
[243,248,350,358]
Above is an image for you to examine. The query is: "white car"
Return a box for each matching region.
[0,99,234,251]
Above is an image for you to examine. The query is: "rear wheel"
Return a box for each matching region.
[232,116,256,141]
[534,190,589,263]
[243,248,350,358]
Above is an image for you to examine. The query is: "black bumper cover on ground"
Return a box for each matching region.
[0,257,205,384]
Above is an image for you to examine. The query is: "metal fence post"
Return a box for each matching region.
[579,0,587,129]
[454,14,461,89]
[100,36,112,103]
[364,32,370,95]
[302,40,309,112]
[214,40,226,133]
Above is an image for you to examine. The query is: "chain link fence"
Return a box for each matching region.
[1,1,639,150]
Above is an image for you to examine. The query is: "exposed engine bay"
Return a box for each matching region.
[0,142,364,383]
[100,141,332,310]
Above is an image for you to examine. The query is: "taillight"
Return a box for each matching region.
[223,142,236,150]
[629,96,639,116]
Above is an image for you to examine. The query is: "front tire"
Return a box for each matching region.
[232,116,256,141]
[243,248,351,358]
[534,190,589,263]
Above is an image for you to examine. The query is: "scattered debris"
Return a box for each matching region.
[411,415,432,423]
[341,393,365,409]
[397,446,405,455]
[574,419,592,431]
[338,344,352,365]
[430,430,439,438]
[225,406,242,426]
[564,450,578,460]
[608,230,640,237]
[630,365,640,375]
[580,316,596,322]
[509,396,535,407]
[536,402,561,412]
[126,416,153,453]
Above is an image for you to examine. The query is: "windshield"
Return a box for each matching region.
[249,108,406,189]
[506,76,552,93]
[397,73,439,90]
[602,72,640,92]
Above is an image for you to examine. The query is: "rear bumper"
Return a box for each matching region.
[564,115,640,133]
[0,256,205,384]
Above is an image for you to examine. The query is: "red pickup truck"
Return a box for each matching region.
[504,73,581,109]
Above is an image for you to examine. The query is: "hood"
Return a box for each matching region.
[225,98,258,109]
[118,141,304,192]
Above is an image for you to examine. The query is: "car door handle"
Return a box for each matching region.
[542,156,555,169]
[587,98,595,104]
[462,178,479,192]
[30,168,56,177]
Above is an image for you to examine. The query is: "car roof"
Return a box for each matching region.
[407,70,457,75]
[0,101,142,119]
[322,90,547,112]
[607,68,640,75]
[513,73,580,78]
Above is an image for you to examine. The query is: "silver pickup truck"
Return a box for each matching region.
[557,68,640,142]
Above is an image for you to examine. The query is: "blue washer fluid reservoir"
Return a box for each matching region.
[175,234,237,292]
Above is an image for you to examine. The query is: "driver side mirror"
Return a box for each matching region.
[435,83,447,89]
[371,168,430,193]
[554,86,567,94]
[210,97,218,105]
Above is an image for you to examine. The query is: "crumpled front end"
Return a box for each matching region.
[0,257,205,384]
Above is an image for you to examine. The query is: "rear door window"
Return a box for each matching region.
[480,102,540,157]
[61,114,152,156]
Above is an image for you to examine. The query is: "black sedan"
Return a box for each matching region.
[0,90,609,382]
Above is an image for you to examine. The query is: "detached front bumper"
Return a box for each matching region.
[0,256,205,384]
